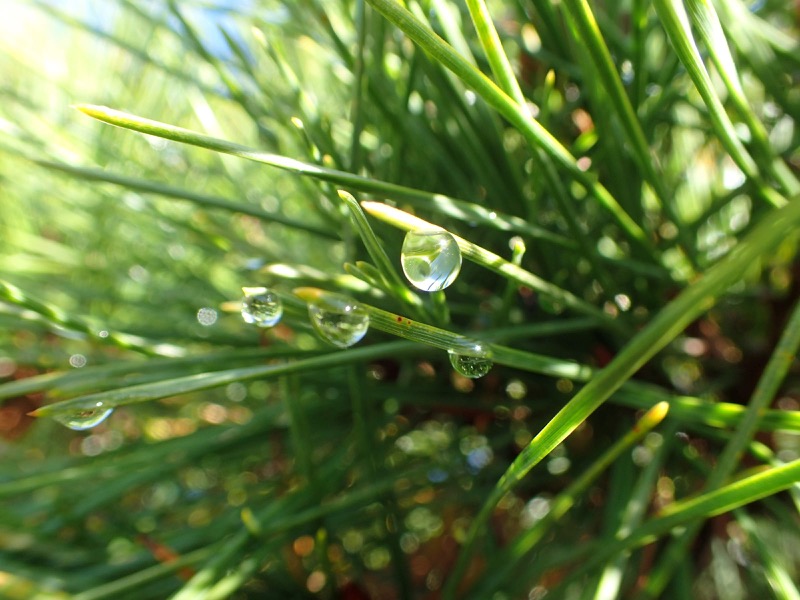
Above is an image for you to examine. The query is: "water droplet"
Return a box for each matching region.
[197,307,218,326]
[401,230,462,291]
[448,345,493,379]
[69,354,87,368]
[308,292,369,348]
[53,404,113,431]
[241,287,283,328]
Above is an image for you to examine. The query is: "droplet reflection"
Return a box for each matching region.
[308,292,369,348]
[53,404,114,431]
[241,287,283,328]
[401,230,462,291]
[448,344,493,379]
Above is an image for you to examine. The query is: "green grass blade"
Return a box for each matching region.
[558,0,665,204]
[30,341,419,419]
[465,0,526,106]
[72,104,567,247]
[614,386,800,433]
[653,0,785,208]
[441,193,800,597]
[0,279,184,357]
[464,0,626,294]
[641,295,800,597]
[293,286,593,380]
[684,0,799,197]
[622,458,800,552]
[365,0,657,256]
[31,157,338,239]
[361,201,625,332]
[337,190,424,314]
[470,402,670,598]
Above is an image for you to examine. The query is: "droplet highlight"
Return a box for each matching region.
[401,230,462,291]
[241,287,283,328]
[53,404,114,431]
[308,292,369,348]
[448,345,493,379]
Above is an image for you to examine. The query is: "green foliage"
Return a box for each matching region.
[1,0,799,598]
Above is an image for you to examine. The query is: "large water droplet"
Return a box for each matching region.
[241,287,283,328]
[308,292,369,348]
[53,404,114,431]
[448,345,493,379]
[401,230,462,291]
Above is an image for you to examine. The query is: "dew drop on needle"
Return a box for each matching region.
[448,345,493,379]
[241,287,283,328]
[401,230,462,292]
[308,292,369,348]
[53,405,114,431]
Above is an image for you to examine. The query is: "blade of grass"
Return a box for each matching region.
[337,190,426,316]
[590,423,679,600]
[361,200,627,333]
[640,295,800,597]
[464,0,523,105]
[30,341,420,419]
[684,0,799,198]
[293,286,594,380]
[464,0,624,296]
[259,263,372,294]
[30,157,338,240]
[469,402,670,598]
[614,386,800,433]
[557,0,691,244]
[0,279,185,357]
[653,0,786,208]
[441,192,800,597]
[736,510,800,600]
[611,458,800,558]
[365,0,657,258]
[0,346,309,404]
[72,104,574,250]
[348,0,368,173]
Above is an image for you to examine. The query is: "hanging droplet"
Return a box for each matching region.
[401,230,462,291]
[308,292,369,348]
[53,404,114,431]
[448,345,493,379]
[241,287,283,328]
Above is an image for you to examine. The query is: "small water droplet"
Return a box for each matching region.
[53,404,114,431]
[197,307,218,326]
[69,354,87,368]
[308,292,369,348]
[448,345,493,379]
[241,287,283,328]
[401,230,462,291]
